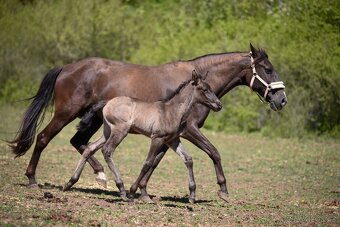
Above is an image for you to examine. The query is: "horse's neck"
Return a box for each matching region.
[191,52,250,98]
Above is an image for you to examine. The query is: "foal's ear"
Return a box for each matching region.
[192,70,201,85]
[250,43,257,57]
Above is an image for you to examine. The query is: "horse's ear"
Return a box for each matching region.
[250,43,257,57]
[192,70,200,85]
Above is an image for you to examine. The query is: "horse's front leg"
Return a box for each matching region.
[70,115,107,188]
[182,125,229,202]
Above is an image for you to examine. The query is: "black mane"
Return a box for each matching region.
[161,78,192,102]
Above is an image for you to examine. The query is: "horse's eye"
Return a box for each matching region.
[265,68,272,74]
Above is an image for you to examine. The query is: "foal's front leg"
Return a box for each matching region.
[101,132,129,201]
[168,138,197,204]
[63,135,106,191]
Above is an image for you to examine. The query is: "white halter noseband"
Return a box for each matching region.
[249,52,285,102]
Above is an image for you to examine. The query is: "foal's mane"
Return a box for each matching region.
[161,78,193,102]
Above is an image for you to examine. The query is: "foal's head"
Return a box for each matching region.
[191,70,222,112]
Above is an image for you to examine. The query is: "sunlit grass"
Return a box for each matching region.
[0,105,339,225]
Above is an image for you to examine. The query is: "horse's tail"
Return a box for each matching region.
[8,67,63,157]
[77,101,107,132]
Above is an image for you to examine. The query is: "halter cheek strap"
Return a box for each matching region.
[249,52,285,102]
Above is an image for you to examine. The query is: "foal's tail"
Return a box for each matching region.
[77,101,107,132]
[8,67,63,157]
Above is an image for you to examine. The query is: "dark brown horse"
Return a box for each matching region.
[9,43,287,202]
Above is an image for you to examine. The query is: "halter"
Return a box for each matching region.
[249,52,285,102]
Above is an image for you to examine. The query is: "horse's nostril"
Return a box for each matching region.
[281,97,287,107]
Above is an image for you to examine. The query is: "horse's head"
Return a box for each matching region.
[192,70,222,112]
[248,43,287,111]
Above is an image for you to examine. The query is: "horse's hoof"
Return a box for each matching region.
[63,183,71,191]
[139,195,154,204]
[96,172,107,188]
[217,190,229,202]
[189,197,196,204]
[27,183,39,189]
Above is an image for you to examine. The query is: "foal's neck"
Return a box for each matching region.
[166,83,197,123]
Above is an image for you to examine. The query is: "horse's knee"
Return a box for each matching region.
[211,151,221,163]
[36,132,49,149]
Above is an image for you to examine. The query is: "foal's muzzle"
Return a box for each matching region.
[211,100,222,112]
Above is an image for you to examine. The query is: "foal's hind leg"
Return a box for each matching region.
[138,144,169,203]
[70,115,107,188]
[130,138,165,200]
[101,128,129,201]
[168,138,196,204]
[64,135,106,191]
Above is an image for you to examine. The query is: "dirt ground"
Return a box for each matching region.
[0,121,339,226]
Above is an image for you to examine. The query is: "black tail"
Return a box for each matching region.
[8,67,63,157]
[77,101,107,132]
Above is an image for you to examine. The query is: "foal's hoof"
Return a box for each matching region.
[95,172,107,188]
[217,190,229,202]
[27,183,39,189]
[121,195,129,202]
[139,195,154,204]
[189,197,196,204]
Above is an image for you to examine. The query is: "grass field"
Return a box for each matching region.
[0,105,339,226]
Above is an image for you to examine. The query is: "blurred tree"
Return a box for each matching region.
[0,0,338,137]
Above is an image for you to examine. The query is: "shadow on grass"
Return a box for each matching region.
[160,196,212,204]
[16,182,213,205]
[17,182,121,196]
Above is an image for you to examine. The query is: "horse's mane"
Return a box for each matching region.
[160,78,193,102]
[253,48,269,64]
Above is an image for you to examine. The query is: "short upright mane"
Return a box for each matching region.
[253,48,269,64]
[161,78,192,102]
[187,52,240,62]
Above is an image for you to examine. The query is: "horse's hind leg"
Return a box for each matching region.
[70,114,107,188]
[101,128,128,201]
[64,135,106,191]
[25,115,72,187]
[168,138,196,204]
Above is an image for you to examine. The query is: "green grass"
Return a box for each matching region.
[0,105,339,226]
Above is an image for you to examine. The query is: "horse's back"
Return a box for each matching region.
[53,57,193,118]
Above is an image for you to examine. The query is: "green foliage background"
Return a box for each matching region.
[0,0,339,137]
